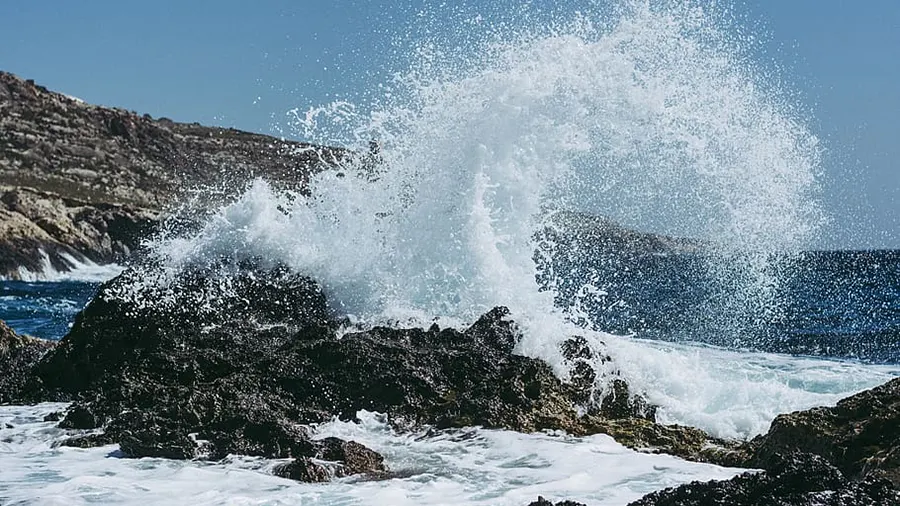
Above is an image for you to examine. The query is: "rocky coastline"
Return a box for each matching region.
[1,258,899,505]
[0,70,345,278]
[2,71,899,504]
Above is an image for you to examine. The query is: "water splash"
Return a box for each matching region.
[140,1,840,437]
[155,1,821,317]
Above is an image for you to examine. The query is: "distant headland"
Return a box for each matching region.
[0,70,345,279]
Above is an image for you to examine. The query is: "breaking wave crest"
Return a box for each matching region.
[129,1,892,439]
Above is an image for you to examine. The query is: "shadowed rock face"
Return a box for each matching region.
[614,378,900,506]
[0,319,55,404]
[0,71,345,278]
[744,377,900,488]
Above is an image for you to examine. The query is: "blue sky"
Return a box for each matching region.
[1,1,897,249]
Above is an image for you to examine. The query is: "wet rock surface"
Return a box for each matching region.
[627,451,900,506]
[0,71,344,278]
[7,258,697,482]
[0,319,55,403]
[4,256,900,496]
[526,497,588,506]
[744,376,900,488]
[577,416,746,466]
[272,438,388,482]
[623,377,900,505]
[22,260,621,427]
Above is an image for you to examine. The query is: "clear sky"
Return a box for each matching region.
[1,1,897,249]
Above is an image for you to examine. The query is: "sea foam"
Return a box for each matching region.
[0,404,745,506]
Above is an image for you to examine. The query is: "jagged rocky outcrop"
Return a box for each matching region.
[617,377,900,505]
[6,259,726,482]
[0,319,55,403]
[627,451,900,506]
[5,255,900,497]
[744,377,900,488]
[0,71,345,278]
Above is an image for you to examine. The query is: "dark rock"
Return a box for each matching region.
[30,260,330,399]
[316,437,386,475]
[119,428,199,460]
[59,432,116,448]
[24,259,587,436]
[599,378,657,421]
[272,437,387,483]
[627,451,900,506]
[526,497,588,506]
[578,416,746,466]
[198,417,317,460]
[560,336,599,406]
[743,377,900,487]
[463,306,521,354]
[10,260,385,481]
[560,335,595,362]
[107,116,133,140]
[559,335,656,421]
[0,319,55,403]
[43,411,63,422]
[58,403,103,429]
[273,457,332,483]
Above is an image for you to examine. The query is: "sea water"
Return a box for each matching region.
[2,1,898,504]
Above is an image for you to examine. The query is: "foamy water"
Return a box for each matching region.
[0,404,746,506]
[605,336,900,438]
[6,250,124,283]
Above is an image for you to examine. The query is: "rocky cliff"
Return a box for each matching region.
[0,71,345,278]
[0,319,55,404]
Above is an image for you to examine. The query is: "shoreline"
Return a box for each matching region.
[2,260,900,505]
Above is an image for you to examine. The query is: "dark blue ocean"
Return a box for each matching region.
[3,250,899,364]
